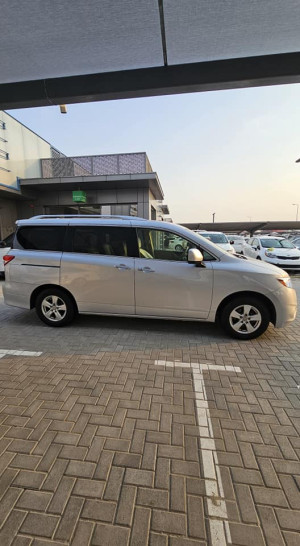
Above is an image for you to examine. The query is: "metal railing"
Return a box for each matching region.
[41,153,153,179]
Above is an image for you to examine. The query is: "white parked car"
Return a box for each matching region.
[290,237,300,250]
[196,231,235,253]
[227,235,248,254]
[164,233,188,252]
[244,236,300,271]
[0,233,14,278]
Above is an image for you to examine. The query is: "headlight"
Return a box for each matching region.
[277,277,292,288]
[265,251,276,257]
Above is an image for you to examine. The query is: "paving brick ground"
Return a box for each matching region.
[0,278,299,545]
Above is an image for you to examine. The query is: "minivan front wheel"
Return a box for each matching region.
[35,288,76,327]
[220,296,270,340]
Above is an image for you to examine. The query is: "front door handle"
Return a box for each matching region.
[115,264,131,271]
[138,266,155,273]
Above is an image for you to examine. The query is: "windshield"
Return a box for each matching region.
[229,236,242,241]
[200,233,228,244]
[260,238,295,249]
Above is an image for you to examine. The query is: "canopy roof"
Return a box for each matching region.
[182,221,300,235]
[1,1,300,109]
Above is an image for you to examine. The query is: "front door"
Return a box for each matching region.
[61,225,137,314]
[245,238,260,259]
[135,228,213,319]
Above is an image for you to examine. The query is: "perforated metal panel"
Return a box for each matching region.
[41,153,150,178]
[42,158,90,178]
[92,155,119,175]
[119,154,145,174]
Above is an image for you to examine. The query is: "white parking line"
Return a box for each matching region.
[0,349,42,359]
[155,360,242,546]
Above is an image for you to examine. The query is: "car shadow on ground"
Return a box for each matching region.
[0,278,299,354]
[0,300,286,355]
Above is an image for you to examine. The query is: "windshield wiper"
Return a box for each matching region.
[234,253,247,259]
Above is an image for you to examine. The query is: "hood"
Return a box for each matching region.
[224,253,288,276]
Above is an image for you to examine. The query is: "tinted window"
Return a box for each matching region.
[16,226,66,251]
[67,226,138,257]
[137,229,214,262]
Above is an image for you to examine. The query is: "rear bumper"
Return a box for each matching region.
[3,282,31,309]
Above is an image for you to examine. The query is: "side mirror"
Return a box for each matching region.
[188,248,204,265]
[257,246,261,250]
[0,241,5,248]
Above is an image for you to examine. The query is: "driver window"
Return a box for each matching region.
[137,229,195,262]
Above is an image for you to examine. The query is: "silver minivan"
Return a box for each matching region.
[3,215,297,340]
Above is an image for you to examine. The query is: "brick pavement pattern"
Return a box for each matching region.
[0,280,299,545]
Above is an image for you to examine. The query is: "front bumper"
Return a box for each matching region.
[265,258,300,270]
[273,286,297,327]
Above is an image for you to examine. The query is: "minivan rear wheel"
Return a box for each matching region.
[35,288,76,327]
[220,296,270,340]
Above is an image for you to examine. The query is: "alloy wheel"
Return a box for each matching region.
[41,295,67,322]
[229,304,262,334]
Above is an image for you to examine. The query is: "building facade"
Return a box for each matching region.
[0,112,169,239]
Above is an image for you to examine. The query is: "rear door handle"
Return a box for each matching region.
[138,267,155,273]
[115,264,131,271]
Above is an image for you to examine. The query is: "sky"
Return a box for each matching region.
[8,83,300,224]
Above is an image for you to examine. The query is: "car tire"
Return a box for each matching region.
[220,296,270,340]
[35,288,76,327]
[256,256,261,260]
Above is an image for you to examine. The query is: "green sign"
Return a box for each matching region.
[72,191,86,203]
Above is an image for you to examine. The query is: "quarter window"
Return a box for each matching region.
[67,226,138,257]
[16,226,66,251]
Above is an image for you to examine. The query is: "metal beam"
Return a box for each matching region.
[1,52,300,110]
[181,221,300,233]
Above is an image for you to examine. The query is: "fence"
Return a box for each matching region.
[41,153,153,178]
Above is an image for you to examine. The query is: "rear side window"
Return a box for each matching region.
[66,226,138,258]
[16,226,66,251]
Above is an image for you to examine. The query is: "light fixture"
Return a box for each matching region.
[292,203,299,221]
[59,105,67,114]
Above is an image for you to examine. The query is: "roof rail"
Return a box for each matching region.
[29,215,146,221]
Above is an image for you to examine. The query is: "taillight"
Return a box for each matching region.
[3,255,15,266]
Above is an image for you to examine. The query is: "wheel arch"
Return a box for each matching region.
[216,291,276,326]
[30,284,78,313]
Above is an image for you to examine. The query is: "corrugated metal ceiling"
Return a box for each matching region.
[0,1,299,108]
[1,0,300,84]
